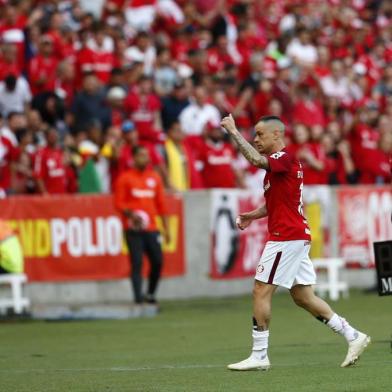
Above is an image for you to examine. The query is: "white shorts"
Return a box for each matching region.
[255,240,316,289]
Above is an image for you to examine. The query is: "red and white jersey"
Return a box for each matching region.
[199,140,236,188]
[263,148,311,241]
[33,147,67,194]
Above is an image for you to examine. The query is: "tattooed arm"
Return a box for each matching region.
[220,114,269,169]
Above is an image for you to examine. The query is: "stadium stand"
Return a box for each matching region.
[0,0,390,196]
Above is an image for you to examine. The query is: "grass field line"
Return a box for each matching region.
[1,359,391,374]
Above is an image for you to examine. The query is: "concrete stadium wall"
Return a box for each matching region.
[26,188,378,308]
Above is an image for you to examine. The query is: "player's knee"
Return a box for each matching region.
[253,283,271,301]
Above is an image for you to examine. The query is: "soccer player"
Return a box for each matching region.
[220,114,370,370]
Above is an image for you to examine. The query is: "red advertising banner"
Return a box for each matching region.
[337,186,392,267]
[0,194,184,281]
[210,190,268,279]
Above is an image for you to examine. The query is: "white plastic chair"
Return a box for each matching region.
[0,273,30,314]
[313,258,349,301]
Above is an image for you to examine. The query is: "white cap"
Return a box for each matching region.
[107,86,126,100]
[353,63,367,75]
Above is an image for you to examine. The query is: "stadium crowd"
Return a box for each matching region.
[0,0,391,196]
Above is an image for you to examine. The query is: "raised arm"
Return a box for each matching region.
[221,114,269,169]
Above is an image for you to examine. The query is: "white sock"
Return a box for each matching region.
[250,330,269,360]
[327,313,359,342]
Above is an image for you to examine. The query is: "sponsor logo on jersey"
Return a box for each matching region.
[270,151,286,160]
[131,189,155,198]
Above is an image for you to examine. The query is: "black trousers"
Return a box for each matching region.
[124,230,163,304]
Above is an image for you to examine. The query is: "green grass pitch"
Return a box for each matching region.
[0,290,391,392]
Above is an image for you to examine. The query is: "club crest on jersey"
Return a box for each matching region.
[257,264,264,273]
[264,180,271,191]
[146,177,156,188]
[270,151,286,160]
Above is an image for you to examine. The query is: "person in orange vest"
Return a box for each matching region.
[114,145,170,306]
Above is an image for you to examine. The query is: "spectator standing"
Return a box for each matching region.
[124,32,156,76]
[28,35,59,95]
[124,75,163,143]
[0,43,21,81]
[160,80,190,130]
[286,28,318,68]
[0,74,31,118]
[114,145,170,307]
[163,121,201,191]
[34,127,76,194]
[71,73,108,131]
[199,122,245,189]
[179,85,220,138]
[0,117,20,194]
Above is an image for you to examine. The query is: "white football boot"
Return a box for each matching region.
[227,355,270,371]
[341,332,371,367]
